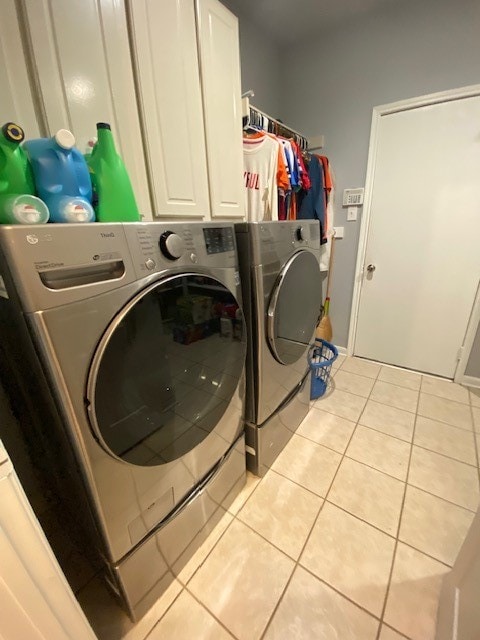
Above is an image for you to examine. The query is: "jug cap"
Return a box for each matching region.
[55,129,75,150]
[96,122,111,130]
[2,122,24,143]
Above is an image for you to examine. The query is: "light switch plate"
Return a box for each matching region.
[333,226,344,238]
[347,207,358,221]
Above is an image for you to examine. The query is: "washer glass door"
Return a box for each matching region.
[88,274,246,466]
[267,250,322,365]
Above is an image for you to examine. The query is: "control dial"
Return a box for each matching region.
[159,231,184,260]
[295,226,305,242]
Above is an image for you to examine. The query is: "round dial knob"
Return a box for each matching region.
[159,231,184,260]
[295,226,305,241]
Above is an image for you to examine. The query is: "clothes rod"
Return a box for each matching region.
[241,97,323,150]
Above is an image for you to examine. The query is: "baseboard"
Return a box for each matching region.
[335,345,348,356]
[460,375,480,389]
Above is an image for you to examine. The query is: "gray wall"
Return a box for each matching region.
[222,1,282,116]
[280,0,480,347]
[466,323,480,379]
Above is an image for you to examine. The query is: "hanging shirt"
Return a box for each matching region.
[297,154,327,241]
[243,133,279,221]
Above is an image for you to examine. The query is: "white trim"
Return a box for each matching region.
[347,84,480,363]
[454,280,480,385]
[461,375,480,389]
[335,345,348,356]
[455,280,480,384]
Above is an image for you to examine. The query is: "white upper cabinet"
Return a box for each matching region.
[128,0,211,218]
[128,0,244,219]
[0,0,40,138]
[5,0,244,221]
[22,0,152,219]
[196,0,244,218]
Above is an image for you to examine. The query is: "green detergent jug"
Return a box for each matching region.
[87,123,140,222]
[0,122,35,196]
[0,122,49,224]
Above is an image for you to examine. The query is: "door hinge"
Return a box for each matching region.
[457,346,464,361]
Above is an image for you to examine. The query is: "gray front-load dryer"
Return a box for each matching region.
[235,221,322,476]
[0,222,247,620]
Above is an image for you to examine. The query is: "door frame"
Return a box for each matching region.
[454,281,480,387]
[347,84,480,378]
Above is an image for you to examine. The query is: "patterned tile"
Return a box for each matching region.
[272,434,341,497]
[384,543,448,640]
[378,367,421,391]
[399,485,474,566]
[414,415,476,465]
[189,520,294,640]
[238,471,321,559]
[408,446,479,511]
[314,389,367,422]
[264,566,378,640]
[418,394,472,431]
[301,503,395,616]
[370,381,418,413]
[346,425,411,481]
[328,458,405,535]
[334,370,375,397]
[297,407,356,453]
[360,400,415,442]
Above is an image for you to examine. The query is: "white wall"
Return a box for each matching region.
[280,0,480,348]
[221,1,282,115]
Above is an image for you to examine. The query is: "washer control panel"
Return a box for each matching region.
[124,222,238,278]
[203,226,235,255]
[159,231,184,260]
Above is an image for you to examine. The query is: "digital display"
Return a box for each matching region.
[203,227,235,255]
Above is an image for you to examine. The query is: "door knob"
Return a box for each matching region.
[366,264,376,273]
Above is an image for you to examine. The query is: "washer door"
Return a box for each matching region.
[267,250,322,365]
[87,274,246,466]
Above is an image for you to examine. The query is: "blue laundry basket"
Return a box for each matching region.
[308,338,338,400]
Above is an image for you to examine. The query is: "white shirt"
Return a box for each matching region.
[243,135,278,221]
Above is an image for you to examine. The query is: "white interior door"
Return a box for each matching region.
[355,93,480,378]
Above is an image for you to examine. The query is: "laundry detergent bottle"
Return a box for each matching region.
[87,122,140,222]
[0,122,49,224]
[24,129,95,223]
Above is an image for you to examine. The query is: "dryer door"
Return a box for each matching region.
[267,250,322,365]
[87,274,246,466]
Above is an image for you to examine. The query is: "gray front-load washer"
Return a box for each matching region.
[0,222,247,620]
[235,221,322,476]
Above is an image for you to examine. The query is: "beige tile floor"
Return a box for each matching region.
[79,357,480,640]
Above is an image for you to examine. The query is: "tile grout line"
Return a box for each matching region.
[258,366,384,640]
[147,362,472,639]
[149,478,263,637]
[316,386,474,430]
[275,429,477,513]
[183,587,240,640]
[374,374,423,640]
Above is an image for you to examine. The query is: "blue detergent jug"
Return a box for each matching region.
[24,129,95,223]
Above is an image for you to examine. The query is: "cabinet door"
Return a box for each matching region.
[0,0,41,137]
[0,442,96,640]
[196,0,244,218]
[128,0,211,218]
[22,0,152,218]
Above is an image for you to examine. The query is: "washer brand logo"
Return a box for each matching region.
[26,234,39,244]
[101,232,115,238]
